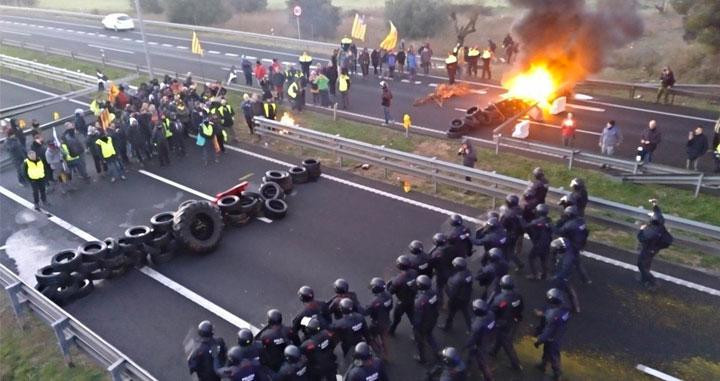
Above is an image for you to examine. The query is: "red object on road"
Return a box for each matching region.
[214,181,249,203]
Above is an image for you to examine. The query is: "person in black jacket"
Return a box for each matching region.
[371,49,380,76]
[637,200,673,288]
[187,321,227,381]
[412,275,440,364]
[364,277,392,358]
[442,257,473,332]
[686,126,708,171]
[656,67,675,104]
[255,309,300,372]
[525,204,553,280]
[300,317,338,381]
[388,255,418,335]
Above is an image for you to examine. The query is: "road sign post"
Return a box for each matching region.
[293,6,302,40]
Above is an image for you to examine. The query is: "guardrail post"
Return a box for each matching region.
[51,317,73,366]
[334,135,342,166]
[568,150,576,170]
[694,174,704,198]
[107,358,126,381]
[332,103,337,121]
[633,161,639,175]
[432,157,438,193]
[630,86,635,99]
[493,134,501,155]
[4,282,26,329]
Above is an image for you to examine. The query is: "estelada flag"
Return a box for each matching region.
[351,13,367,41]
[379,21,397,51]
[108,82,119,103]
[191,31,204,56]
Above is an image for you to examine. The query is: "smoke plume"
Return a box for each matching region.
[509,0,644,85]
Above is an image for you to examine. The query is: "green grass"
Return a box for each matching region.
[36,0,130,14]
[0,294,108,381]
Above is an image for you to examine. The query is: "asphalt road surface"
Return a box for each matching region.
[1,112,719,380]
[1,13,718,172]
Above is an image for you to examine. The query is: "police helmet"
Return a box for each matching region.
[563,205,579,218]
[452,257,467,269]
[558,195,573,207]
[297,286,314,302]
[334,278,349,294]
[485,217,499,228]
[499,275,514,290]
[535,203,549,217]
[396,255,413,270]
[227,346,243,365]
[237,328,253,346]
[546,288,564,305]
[505,194,519,207]
[488,247,504,262]
[433,233,448,246]
[416,275,432,290]
[354,342,371,360]
[267,309,283,325]
[441,347,460,366]
[339,298,354,314]
[532,167,545,179]
[306,317,322,333]
[570,178,584,190]
[472,299,489,315]
[284,345,301,362]
[487,211,500,220]
[369,277,386,293]
[550,237,569,253]
[450,214,463,227]
[408,240,424,255]
[197,320,214,338]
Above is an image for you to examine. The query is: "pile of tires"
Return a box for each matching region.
[447,118,469,139]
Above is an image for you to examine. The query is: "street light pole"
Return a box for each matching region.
[133,0,154,79]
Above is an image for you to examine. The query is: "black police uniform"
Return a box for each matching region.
[443,268,473,331]
[413,288,441,363]
[522,178,549,221]
[535,305,571,380]
[473,226,508,265]
[388,268,418,334]
[327,291,364,320]
[411,250,433,277]
[489,290,523,369]
[301,329,338,380]
[551,245,581,313]
[555,215,591,283]
[255,324,300,372]
[276,355,311,381]
[214,359,273,381]
[637,206,672,286]
[500,206,525,270]
[365,290,393,356]
[188,336,227,381]
[476,257,509,301]
[343,357,389,381]
[447,224,473,259]
[525,215,553,279]
[293,301,331,338]
[428,360,467,381]
[330,311,369,356]
[429,243,454,306]
[464,311,495,380]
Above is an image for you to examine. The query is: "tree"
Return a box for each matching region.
[671,0,720,52]
[385,0,447,39]
[286,0,340,39]
[450,11,479,47]
[230,0,267,12]
[131,0,163,14]
[165,0,230,26]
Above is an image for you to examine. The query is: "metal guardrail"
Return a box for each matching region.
[622,174,720,197]
[0,263,157,381]
[1,54,97,87]
[0,87,96,119]
[253,117,720,247]
[577,79,720,104]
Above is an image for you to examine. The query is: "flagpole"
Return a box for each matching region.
[133,0,154,79]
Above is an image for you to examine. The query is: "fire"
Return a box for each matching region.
[502,65,559,108]
[280,112,295,126]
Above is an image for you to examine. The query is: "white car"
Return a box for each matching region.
[102,13,135,31]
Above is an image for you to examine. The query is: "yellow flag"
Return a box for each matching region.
[191,31,204,56]
[351,13,367,41]
[379,21,397,51]
[52,112,60,121]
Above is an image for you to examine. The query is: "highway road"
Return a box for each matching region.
[1,13,718,172]
[0,76,85,124]
[1,76,719,379]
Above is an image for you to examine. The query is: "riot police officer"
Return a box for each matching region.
[214,346,273,381]
[236,328,262,365]
[522,167,549,221]
[489,275,523,371]
[568,178,588,217]
[534,288,571,381]
[409,240,433,277]
[555,206,591,284]
[188,320,227,381]
[550,238,581,313]
[388,255,418,335]
[327,278,364,319]
[255,309,300,372]
[499,195,525,271]
[427,347,467,381]
[442,257,473,332]
[293,286,331,339]
[464,299,496,380]
[276,345,310,381]
[300,317,338,381]
[637,200,673,288]
[412,275,440,364]
[364,277,393,357]
[473,217,508,265]
[475,248,509,301]
[429,233,454,306]
[446,214,473,258]
[525,204,553,280]
[343,342,388,381]
[330,298,369,357]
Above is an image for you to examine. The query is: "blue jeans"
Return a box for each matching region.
[383,106,392,124]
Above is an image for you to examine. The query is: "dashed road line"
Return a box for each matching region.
[88,44,134,54]
[428,83,438,87]
[176,45,188,50]
[147,41,158,45]
[635,364,683,381]
[224,52,238,57]
[567,103,605,112]
[208,50,221,55]
[582,100,717,122]
[161,43,173,47]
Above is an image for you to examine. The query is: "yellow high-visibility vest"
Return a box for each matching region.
[467,48,480,57]
[341,37,352,45]
[482,49,492,59]
[61,143,79,161]
[25,159,45,180]
[162,119,174,138]
[288,82,298,99]
[338,75,350,92]
[264,103,276,117]
[95,137,116,159]
[201,123,213,137]
[445,55,458,64]
[299,53,312,63]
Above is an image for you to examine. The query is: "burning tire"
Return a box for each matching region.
[263,199,288,220]
[172,200,224,254]
[302,159,321,181]
[289,166,309,184]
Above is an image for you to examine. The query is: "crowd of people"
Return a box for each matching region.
[187,167,673,381]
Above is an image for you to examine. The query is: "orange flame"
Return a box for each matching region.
[502,65,560,108]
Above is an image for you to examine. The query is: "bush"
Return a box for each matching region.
[165,0,230,26]
[286,0,340,39]
[385,0,447,39]
[230,0,267,12]
[132,0,163,14]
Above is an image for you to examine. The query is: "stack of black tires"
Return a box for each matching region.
[447,99,531,139]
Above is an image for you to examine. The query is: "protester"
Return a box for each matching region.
[598,120,622,157]
[457,139,477,182]
[560,113,576,147]
[380,81,393,125]
[23,150,48,210]
[241,55,253,86]
[656,67,675,104]
[371,48,381,76]
[686,126,708,171]
[406,47,418,82]
[419,42,433,75]
[638,120,662,164]
[360,48,370,77]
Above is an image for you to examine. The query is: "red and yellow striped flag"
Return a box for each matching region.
[191,31,204,56]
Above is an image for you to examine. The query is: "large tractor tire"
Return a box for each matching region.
[172,201,224,254]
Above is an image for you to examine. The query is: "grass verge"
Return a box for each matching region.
[1,44,130,81]
[0,293,108,381]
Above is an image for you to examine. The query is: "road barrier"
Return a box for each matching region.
[1,54,97,88]
[622,173,720,197]
[253,117,720,252]
[0,263,157,381]
[577,79,720,105]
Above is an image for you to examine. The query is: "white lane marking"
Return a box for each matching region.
[528,120,602,136]
[414,81,422,85]
[0,30,31,36]
[110,36,120,40]
[138,170,213,201]
[455,108,467,112]
[567,103,605,112]
[635,364,683,381]
[428,83,438,87]
[140,267,259,334]
[123,37,132,41]
[208,50,221,55]
[148,41,158,45]
[471,89,488,95]
[0,78,87,107]
[76,30,85,34]
[582,100,717,123]
[583,251,720,297]
[135,39,144,43]
[37,25,45,28]
[176,45,188,50]
[97,33,107,38]
[56,27,64,31]
[87,32,95,36]
[0,185,260,335]
[87,44,135,54]
[245,55,256,60]
[161,43,173,47]
[221,67,231,71]
[256,217,273,224]
[401,79,410,83]
[224,52,238,57]
[0,245,7,251]
[574,93,594,101]
[261,58,272,62]
[46,26,55,30]
[282,61,293,66]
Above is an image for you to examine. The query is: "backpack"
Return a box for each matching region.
[657,228,673,250]
[64,136,84,157]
